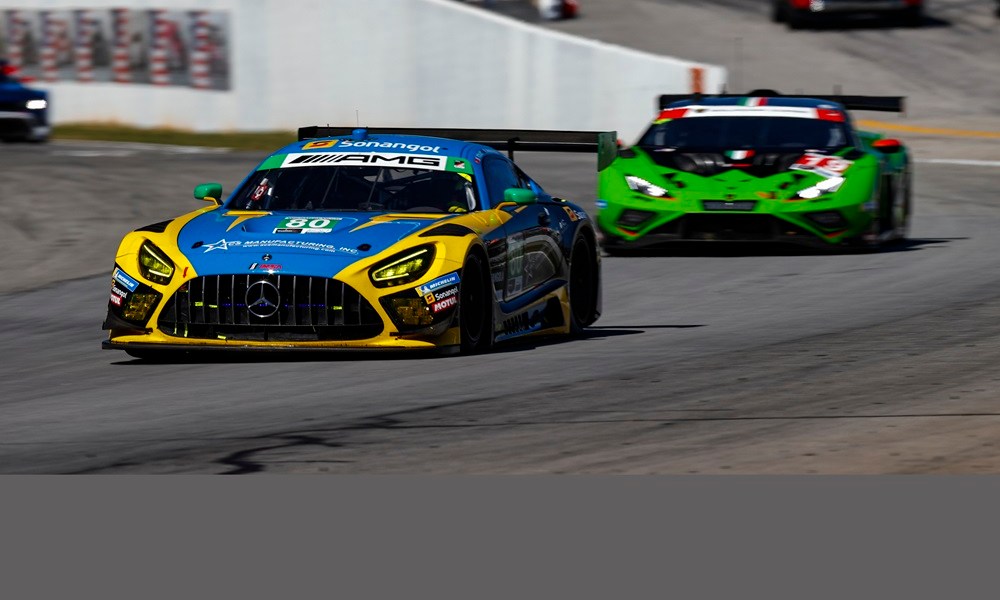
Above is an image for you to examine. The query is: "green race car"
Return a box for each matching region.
[597,91,911,252]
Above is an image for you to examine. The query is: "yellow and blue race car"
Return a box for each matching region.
[102,127,616,358]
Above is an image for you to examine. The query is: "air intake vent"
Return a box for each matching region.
[159,275,383,341]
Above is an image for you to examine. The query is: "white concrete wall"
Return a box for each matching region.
[26,0,726,140]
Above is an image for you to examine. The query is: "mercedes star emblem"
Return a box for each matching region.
[246,280,281,318]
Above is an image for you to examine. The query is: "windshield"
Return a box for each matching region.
[639,117,851,152]
[229,164,479,213]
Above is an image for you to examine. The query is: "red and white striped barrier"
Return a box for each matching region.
[190,50,210,89]
[150,47,170,85]
[74,45,94,82]
[112,46,131,83]
[40,46,57,82]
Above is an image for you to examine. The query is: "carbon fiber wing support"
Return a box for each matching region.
[657,93,905,113]
[297,126,619,171]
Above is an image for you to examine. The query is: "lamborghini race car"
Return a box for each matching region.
[597,91,911,252]
[102,127,616,358]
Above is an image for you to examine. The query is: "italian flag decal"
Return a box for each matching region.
[725,150,755,160]
[742,97,768,107]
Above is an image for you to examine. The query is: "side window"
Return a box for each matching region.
[513,165,542,195]
[482,156,522,207]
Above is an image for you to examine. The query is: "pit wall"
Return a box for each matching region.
[19,0,726,141]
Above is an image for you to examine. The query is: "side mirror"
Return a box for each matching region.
[503,188,538,205]
[194,182,223,205]
[872,138,902,154]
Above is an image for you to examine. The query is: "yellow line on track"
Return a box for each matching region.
[858,119,1000,139]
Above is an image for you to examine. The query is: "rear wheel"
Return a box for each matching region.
[459,253,492,353]
[569,235,598,333]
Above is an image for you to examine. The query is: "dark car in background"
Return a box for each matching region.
[0,61,50,142]
[772,0,924,29]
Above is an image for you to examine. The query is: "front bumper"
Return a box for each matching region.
[0,111,49,141]
[596,197,873,249]
[103,270,462,352]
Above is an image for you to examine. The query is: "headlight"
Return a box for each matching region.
[794,176,845,200]
[370,245,435,288]
[625,175,669,198]
[25,99,47,110]
[138,241,175,285]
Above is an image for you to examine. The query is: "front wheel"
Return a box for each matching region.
[459,253,492,354]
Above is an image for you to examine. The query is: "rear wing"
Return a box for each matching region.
[658,92,905,114]
[297,126,619,171]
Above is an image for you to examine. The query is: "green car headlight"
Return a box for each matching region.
[370,245,435,288]
[795,176,845,200]
[625,175,669,198]
[138,240,175,285]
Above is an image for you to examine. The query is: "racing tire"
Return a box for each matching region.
[459,253,493,354]
[899,6,923,27]
[771,0,786,23]
[569,235,598,333]
[786,8,810,29]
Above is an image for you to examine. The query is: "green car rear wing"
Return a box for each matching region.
[297,126,619,171]
[657,92,905,113]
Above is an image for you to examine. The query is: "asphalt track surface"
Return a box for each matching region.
[3,0,1000,473]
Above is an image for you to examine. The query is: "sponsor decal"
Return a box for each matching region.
[337,140,442,153]
[109,294,122,307]
[424,285,458,305]
[273,217,340,234]
[203,239,358,255]
[663,105,820,119]
[595,199,608,209]
[562,206,579,222]
[110,285,128,299]
[281,152,447,171]
[415,272,461,296]
[203,239,231,253]
[431,295,458,313]
[260,263,282,271]
[790,153,853,178]
[302,140,338,149]
[113,268,139,292]
[251,178,271,201]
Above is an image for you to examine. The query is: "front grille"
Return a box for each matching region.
[682,214,777,240]
[158,274,383,341]
[702,200,757,211]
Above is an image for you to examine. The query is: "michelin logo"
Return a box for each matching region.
[113,268,139,292]
[416,272,460,296]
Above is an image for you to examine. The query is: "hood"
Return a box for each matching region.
[176,210,447,277]
[0,80,46,102]
[642,147,812,178]
[625,146,867,197]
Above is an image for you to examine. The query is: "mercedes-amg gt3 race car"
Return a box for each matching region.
[597,91,911,252]
[102,127,615,358]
